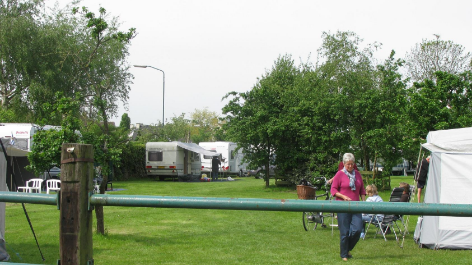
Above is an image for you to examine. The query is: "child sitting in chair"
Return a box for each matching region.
[360,184,384,239]
[399,182,411,202]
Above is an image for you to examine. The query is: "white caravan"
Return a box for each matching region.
[0,123,61,191]
[145,141,219,181]
[0,123,61,153]
[198,141,248,176]
[0,123,40,152]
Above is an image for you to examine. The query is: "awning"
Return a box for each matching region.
[176,142,220,157]
[0,145,29,157]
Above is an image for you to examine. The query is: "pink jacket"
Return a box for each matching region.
[330,170,366,201]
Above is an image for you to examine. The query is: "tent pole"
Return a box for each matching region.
[401,145,424,248]
[21,203,45,261]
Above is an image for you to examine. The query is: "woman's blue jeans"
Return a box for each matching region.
[337,212,363,258]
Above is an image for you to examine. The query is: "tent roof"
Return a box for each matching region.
[422,127,472,153]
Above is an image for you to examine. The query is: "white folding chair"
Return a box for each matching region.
[46,179,61,194]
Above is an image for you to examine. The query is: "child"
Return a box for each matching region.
[360,184,383,239]
[399,182,411,202]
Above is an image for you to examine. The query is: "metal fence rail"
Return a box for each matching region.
[2,192,472,217]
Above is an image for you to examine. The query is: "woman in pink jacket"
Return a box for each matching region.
[330,153,366,261]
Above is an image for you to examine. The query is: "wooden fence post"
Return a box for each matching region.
[60,143,94,265]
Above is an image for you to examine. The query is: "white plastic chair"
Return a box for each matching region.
[46,179,61,194]
[93,179,100,193]
[17,178,44,193]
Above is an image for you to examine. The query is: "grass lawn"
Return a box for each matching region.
[4,176,471,264]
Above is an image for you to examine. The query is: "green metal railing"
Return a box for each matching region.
[2,192,472,217]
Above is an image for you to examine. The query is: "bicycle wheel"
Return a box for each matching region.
[303,211,322,231]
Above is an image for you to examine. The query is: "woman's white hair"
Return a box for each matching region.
[343,153,355,164]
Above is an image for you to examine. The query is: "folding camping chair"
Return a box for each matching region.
[390,186,414,235]
[373,214,401,243]
[364,187,407,244]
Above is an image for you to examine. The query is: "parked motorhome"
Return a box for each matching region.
[145,141,219,181]
[198,141,248,176]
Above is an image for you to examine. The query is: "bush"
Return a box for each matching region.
[115,142,146,180]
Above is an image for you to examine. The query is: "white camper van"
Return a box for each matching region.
[199,141,248,176]
[145,141,219,181]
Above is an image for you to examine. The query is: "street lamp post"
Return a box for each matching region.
[133,65,165,126]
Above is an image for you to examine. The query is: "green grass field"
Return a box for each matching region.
[4,176,471,264]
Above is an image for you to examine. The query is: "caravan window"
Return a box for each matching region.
[204,150,217,159]
[230,151,235,159]
[148,151,163,161]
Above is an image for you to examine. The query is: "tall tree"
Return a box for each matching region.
[357,51,408,174]
[406,71,472,142]
[223,55,299,187]
[315,31,381,170]
[0,0,43,115]
[119,113,131,130]
[405,35,472,83]
[68,5,135,234]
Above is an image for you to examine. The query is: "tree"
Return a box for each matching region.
[356,51,408,180]
[189,108,220,143]
[2,2,136,235]
[27,93,82,178]
[315,31,381,171]
[0,0,43,116]
[405,35,472,83]
[120,113,131,130]
[68,5,135,235]
[134,114,191,143]
[406,71,472,143]
[223,55,300,187]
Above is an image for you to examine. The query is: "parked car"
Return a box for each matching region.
[391,163,407,176]
[370,163,383,172]
[44,166,61,179]
[246,165,276,178]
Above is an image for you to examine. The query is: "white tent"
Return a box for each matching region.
[415,127,472,249]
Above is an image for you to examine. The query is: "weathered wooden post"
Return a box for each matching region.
[60,143,94,265]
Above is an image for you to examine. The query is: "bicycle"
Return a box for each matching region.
[302,177,337,233]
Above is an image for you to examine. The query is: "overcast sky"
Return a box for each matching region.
[51,0,472,125]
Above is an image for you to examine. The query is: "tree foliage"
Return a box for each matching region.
[3,2,137,235]
[27,93,82,176]
[0,0,44,114]
[405,35,472,83]
[222,31,414,187]
[119,113,131,130]
[189,108,220,143]
[406,71,472,140]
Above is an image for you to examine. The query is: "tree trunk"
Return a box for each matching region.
[95,174,108,234]
[95,101,110,234]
